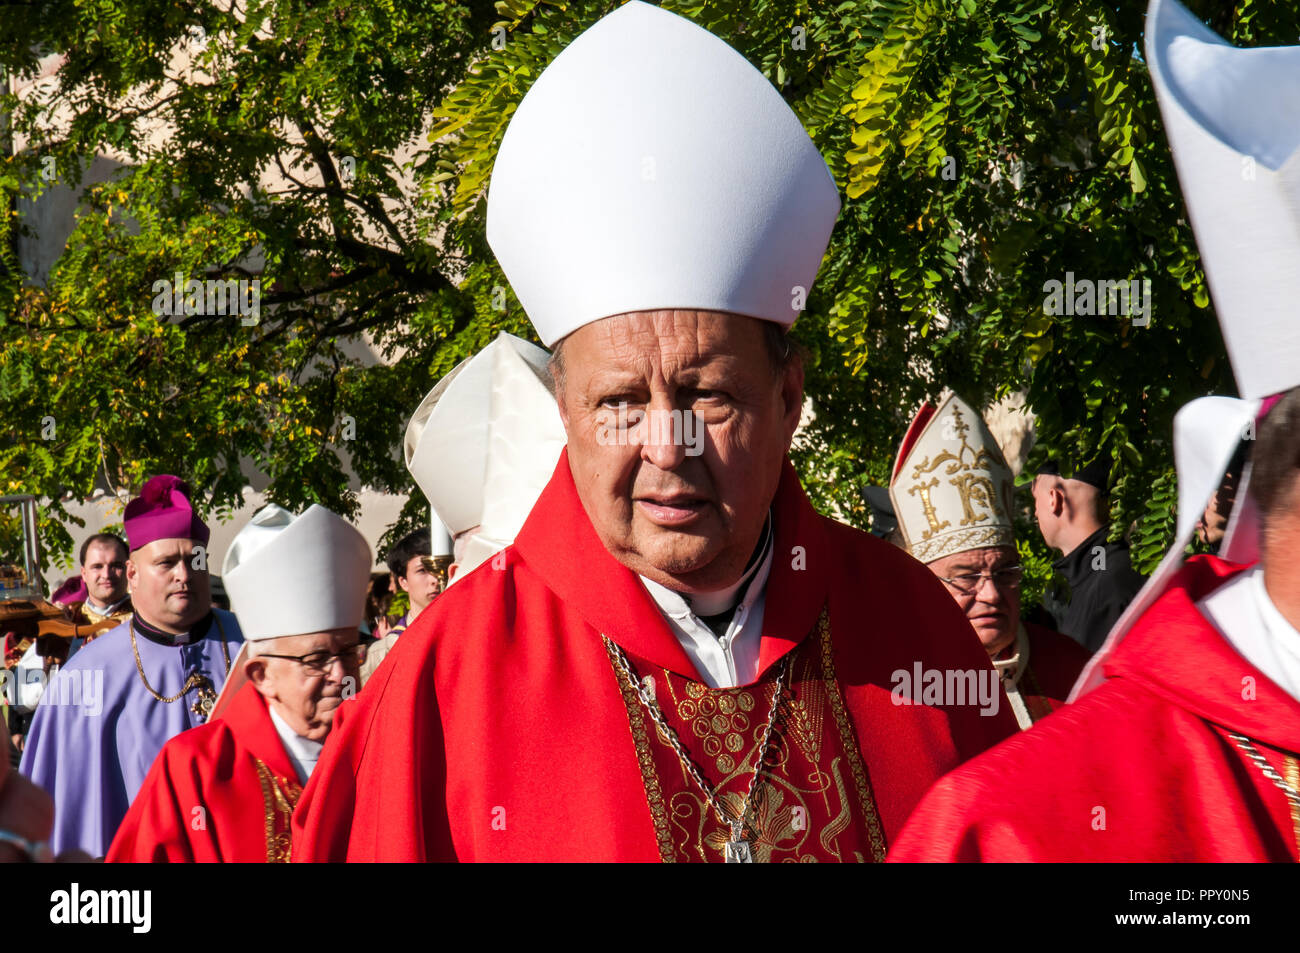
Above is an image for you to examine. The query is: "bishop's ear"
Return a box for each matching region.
[244,657,269,691]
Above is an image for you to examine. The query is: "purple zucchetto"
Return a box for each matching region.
[123,475,210,552]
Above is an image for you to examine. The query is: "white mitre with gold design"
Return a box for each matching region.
[888,393,1016,564]
[486,0,840,346]
[404,332,566,581]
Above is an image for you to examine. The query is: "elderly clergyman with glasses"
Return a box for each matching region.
[107,504,371,862]
[890,393,1090,731]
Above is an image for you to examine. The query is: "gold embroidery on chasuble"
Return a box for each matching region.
[606,608,887,863]
[1286,757,1300,857]
[254,759,302,863]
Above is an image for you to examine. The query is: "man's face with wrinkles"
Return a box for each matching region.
[555,310,802,594]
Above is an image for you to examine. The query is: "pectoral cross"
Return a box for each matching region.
[190,678,217,722]
[724,819,753,863]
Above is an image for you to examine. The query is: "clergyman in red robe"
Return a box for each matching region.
[293,2,1018,864]
[107,504,372,862]
[888,393,1089,731]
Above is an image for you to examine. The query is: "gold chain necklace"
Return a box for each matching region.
[131,613,232,721]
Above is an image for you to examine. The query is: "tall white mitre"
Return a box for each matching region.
[222,504,372,641]
[485,0,841,345]
[404,332,567,581]
[888,393,1016,564]
[1071,0,1300,698]
[1145,0,1300,402]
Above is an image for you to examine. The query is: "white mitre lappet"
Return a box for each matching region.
[222,503,372,641]
[888,393,1017,564]
[405,332,567,581]
[1070,0,1300,698]
[485,0,841,346]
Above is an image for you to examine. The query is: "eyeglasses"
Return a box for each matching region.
[259,643,366,675]
[936,566,1024,595]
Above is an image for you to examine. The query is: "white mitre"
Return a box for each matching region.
[1072,0,1300,698]
[486,0,841,346]
[404,332,566,581]
[223,504,372,640]
[1145,0,1300,401]
[888,393,1016,564]
[219,503,293,579]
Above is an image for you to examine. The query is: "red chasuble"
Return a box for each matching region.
[292,453,1017,862]
[106,682,302,863]
[1010,622,1091,724]
[889,555,1300,862]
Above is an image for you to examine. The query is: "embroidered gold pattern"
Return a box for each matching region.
[951,472,1003,526]
[1286,757,1300,857]
[254,759,302,864]
[605,641,677,862]
[909,526,1014,564]
[817,611,888,862]
[902,402,1016,559]
[907,478,949,539]
[609,607,886,862]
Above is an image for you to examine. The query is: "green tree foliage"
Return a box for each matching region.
[426,0,1279,579]
[0,0,512,564]
[2,0,1287,580]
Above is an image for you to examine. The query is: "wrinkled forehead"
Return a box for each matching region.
[566,310,764,381]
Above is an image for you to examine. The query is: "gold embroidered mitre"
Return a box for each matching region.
[888,393,1016,564]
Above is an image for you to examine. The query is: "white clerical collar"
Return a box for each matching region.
[639,517,775,688]
[268,705,325,785]
[993,623,1035,730]
[85,595,128,616]
[991,624,1030,686]
[1198,565,1300,704]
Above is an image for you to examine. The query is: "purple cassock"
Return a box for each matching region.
[20,608,243,856]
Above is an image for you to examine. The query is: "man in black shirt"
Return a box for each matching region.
[1032,460,1146,653]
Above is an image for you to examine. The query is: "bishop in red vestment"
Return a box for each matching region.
[107,681,304,862]
[888,394,1089,731]
[294,451,1017,863]
[107,504,373,863]
[888,556,1300,861]
[293,3,1020,863]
